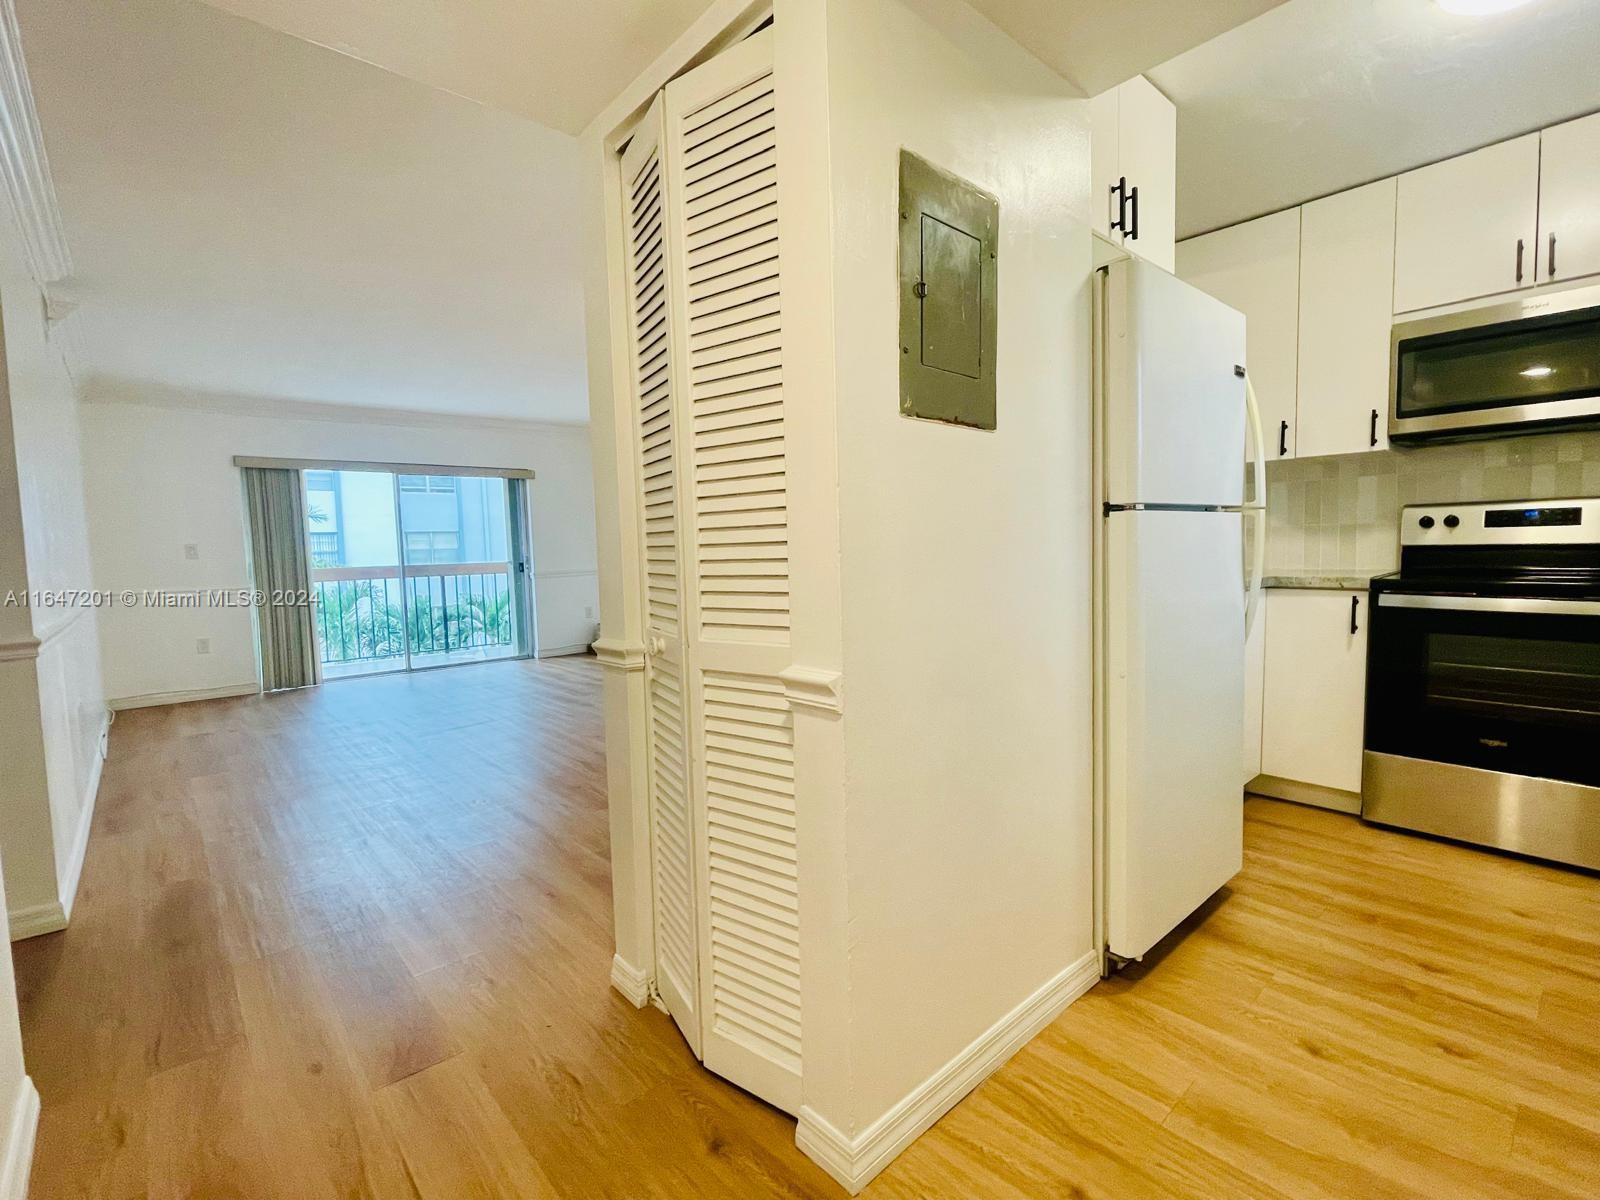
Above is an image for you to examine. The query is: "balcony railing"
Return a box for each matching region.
[311,563,515,666]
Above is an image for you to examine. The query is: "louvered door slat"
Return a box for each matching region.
[700,669,800,1079]
[621,97,700,1057]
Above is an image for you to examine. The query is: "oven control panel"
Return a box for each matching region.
[1401,498,1600,546]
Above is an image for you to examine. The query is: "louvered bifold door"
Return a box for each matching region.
[620,96,701,1057]
[661,28,800,1116]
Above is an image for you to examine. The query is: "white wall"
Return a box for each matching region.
[818,0,1096,1146]
[80,386,600,705]
[0,846,34,1199]
[0,198,107,936]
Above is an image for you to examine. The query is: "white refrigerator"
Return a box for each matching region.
[1093,254,1265,964]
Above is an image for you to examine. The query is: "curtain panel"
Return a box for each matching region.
[242,467,318,691]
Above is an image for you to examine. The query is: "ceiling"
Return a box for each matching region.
[193,0,1286,129]
[19,0,590,422]
[1151,0,1600,238]
[964,0,1286,97]
[189,0,712,135]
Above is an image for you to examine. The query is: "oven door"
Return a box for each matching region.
[1366,592,1600,785]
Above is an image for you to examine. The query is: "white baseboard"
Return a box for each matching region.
[109,682,259,711]
[9,902,65,942]
[537,644,595,659]
[796,950,1101,1194]
[609,954,651,1008]
[57,710,109,925]
[0,1076,38,1200]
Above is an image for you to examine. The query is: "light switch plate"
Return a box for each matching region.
[898,151,999,430]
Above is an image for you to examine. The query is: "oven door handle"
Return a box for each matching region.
[1377,593,1600,616]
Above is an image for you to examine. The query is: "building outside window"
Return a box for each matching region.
[303,470,507,570]
[403,531,461,564]
[397,474,458,495]
[303,470,344,566]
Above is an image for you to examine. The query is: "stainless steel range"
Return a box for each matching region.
[1363,498,1600,870]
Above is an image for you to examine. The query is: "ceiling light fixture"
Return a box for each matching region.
[1521,365,1555,378]
[1436,0,1539,15]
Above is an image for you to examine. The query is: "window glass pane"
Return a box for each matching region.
[398,474,426,492]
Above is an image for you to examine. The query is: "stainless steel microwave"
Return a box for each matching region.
[1389,282,1600,443]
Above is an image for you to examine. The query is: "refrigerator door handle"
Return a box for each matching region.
[1242,371,1267,638]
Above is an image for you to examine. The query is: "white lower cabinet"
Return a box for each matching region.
[1259,589,1369,803]
[1244,593,1266,785]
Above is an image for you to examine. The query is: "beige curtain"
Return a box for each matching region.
[242,467,319,691]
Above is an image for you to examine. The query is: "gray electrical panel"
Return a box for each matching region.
[898,151,999,429]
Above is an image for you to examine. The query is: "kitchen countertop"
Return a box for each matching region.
[1261,571,1385,591]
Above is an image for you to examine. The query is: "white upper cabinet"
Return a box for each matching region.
[1393,133,1540,314]
[1178,208,1301,460]
[1092,75,1176,272]
[1296,178,1397,458]
[1538,111,1600,286]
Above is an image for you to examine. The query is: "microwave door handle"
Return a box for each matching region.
[1378,594,1600,616]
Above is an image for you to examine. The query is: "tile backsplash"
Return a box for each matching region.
[1264,429,1600,575]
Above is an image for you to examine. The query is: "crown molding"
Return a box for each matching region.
[0,0,69,286]
[79,377,591,436]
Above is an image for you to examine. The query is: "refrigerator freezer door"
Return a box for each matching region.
[1104,509,1244,960]
[1103,257,1247,507]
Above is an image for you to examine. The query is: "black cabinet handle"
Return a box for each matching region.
[1128,185,1140,242]
[1516,238,1525,284]
[1278,419,1289,457]
[1350,595,1360,635]
[1109,177,1129,236]
[1370,408,1379,448]
[1550,231,1557,278]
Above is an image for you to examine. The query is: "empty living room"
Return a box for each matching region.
[0,0,1596,1197]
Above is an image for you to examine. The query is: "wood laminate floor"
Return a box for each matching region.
[14,656,1600,1198]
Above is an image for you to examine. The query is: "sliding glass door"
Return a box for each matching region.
[397,472,523,669]
[306,468,406,677]
[303,469,531,677]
